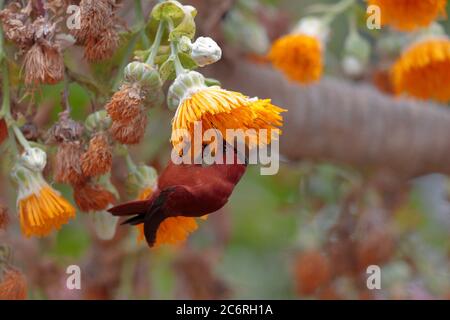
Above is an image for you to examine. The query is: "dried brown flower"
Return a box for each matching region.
[0,118,8,145]
[0,204,9,231]
[23,41,64,86]
[110,115,147,145]
[0,3,34,47]
[81,133,112,177]
[73,0,121,61]
[0,268,27,300]
[47,111,84,144]
[54,142,86,185]
[105,85,144,121]
[73,182,116,212]
[84,29,120,62]
[294,250,331,296]
[106,84,148,144]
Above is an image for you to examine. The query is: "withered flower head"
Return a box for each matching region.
[110,115,147,145]
[73,182,116,212]
[0,2,34,47]
[0,268,27,300]
[105,84,148,145]
[48,111,86,185]
[73,0,121,61]
[23,41,64,86]
[84,29,120,62]
[54,141,85,185]
[81,133,112,177]
[105,84,145,122]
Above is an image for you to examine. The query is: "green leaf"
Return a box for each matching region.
[159,56,176,82]
[151,1,185,22]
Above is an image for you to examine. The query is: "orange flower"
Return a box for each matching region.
[269,34,323,84]
[368,0,447,31]
[136,185,199,248]
[73,182,116,212]
[169,72,285,153]
[392,38,450,103]
[12,165,76,237]
[0,268,27,300]
[81,133,112,177]
[294,250,331,296]
[137,217,198,248]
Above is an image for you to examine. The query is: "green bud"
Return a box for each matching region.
[167,71,206,110]
[342,31,371,77]
[124,61,165,107]
[126,164,158,197]
[85,110,111,132]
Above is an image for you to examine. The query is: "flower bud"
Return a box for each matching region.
[293,17,330,44]
[20,147,47,172]
[191,37,222,67]
[178,36,193,54]
[85,110,112,132]
[342,31,371,77]
[167,71,207,110]
[223,10,269,54]
[124,62,163,91]
[126,164,158,196]
[92,210,119,241]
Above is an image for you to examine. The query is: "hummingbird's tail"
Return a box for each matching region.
[108,188,177,247]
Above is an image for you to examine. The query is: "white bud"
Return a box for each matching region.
[191,37,222,67]
[342,56,365,77]
[293,17,330,43]
[92,210,119,241]
[21,147,47,172]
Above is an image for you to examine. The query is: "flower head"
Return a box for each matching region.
[0,268,27,300]
[368,0,447,31]
[73,0,120,61]
[23,41,64,86]
[54,141,86,185]
[81,133,112,177]
[73,182,116,212]
[137,217,199,248]
[168,71,285,152]
[12,162,76,238]
[269,34,323,84]
[392,38,450,102]
[106,63,163,145]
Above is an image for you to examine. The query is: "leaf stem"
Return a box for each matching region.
[146,20,165,66]
[134,0,151,48]
[167,19,185,76]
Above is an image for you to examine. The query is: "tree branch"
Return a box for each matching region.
[206,61,450,178]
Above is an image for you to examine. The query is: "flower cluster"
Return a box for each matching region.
[368,0,447,31]
[392,38,450,103]
[0,2,69,86]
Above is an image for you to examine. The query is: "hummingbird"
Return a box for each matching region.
[108,144,247,247]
